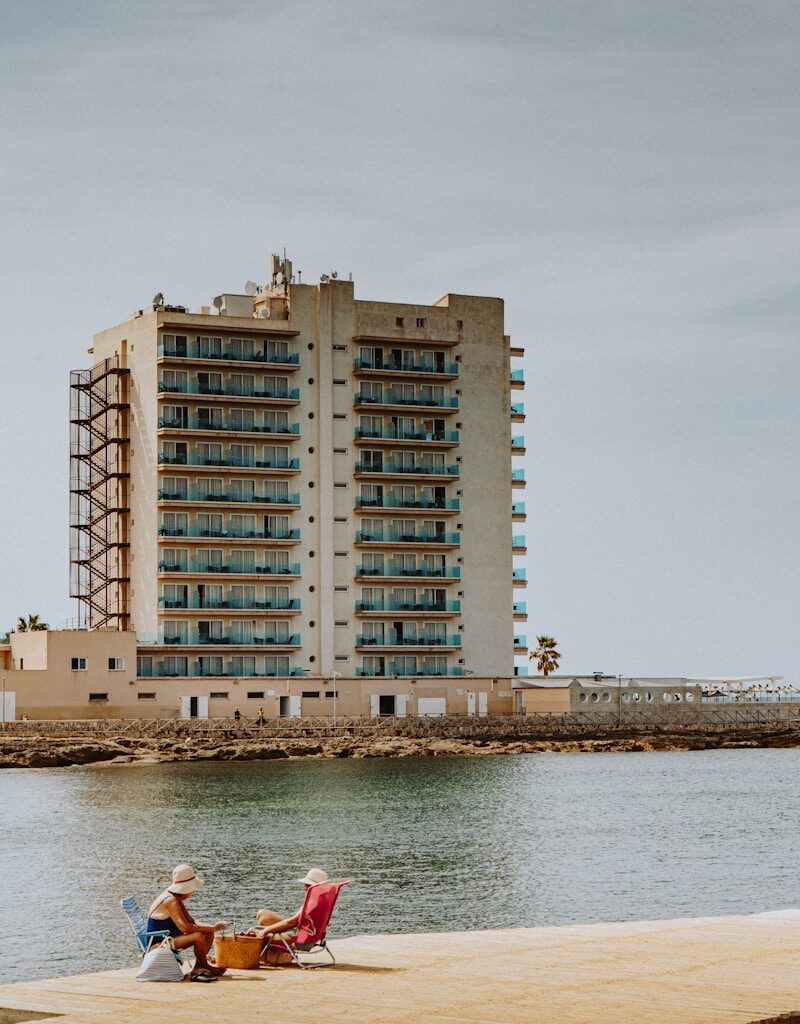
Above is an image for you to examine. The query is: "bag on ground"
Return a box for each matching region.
[135,938,185,982]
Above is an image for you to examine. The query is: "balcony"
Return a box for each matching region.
[354,356,459,378]
[511,469,525,487]
[158,526,300,542]
[158,597,300,611]
[512,535,527,552]
[512,568,527,584]
[510,369,525,388]
[355,496,459,513]
[158,343,300,368]
[356,599,461,614]
[355,530,460,546]
[354,427,459,446]
[354,459,459,479]
[158,632,301,648]
[512,501,526,519]
[354,389,459,412]
[158,561,301,576]
[356,564,461,580]
[158,488,300,507]
[511,402,525,420]
[355,666,463,678]
[158,454,300,471]
[158,380,300,402]
[513,601,527,617]
[158,416,300,437]
[356,634,462,649]
[137,664,305,678]
[514,635,528,651]
[511,436,526,454]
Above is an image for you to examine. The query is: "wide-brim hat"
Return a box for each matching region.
[169,863,204,894]
[297,868,328,886]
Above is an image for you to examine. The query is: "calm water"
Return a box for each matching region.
[1,749,798,983]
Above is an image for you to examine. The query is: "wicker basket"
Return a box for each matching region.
[214,929,263,970]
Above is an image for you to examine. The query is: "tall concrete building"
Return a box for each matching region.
[68,256,527,717]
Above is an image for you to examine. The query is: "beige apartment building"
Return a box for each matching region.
[5,257,527,721]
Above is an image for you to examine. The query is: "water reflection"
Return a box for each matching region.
[0,749,797,982]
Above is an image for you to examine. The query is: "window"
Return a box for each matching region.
[210,691,229,699]
[334,482,347,489]
[333,344,347,351]
[108,658,125,671]
[325,690,340,697]
[333,379,347,385]
[333,413,347,420]
[88,693,108,701]
[416,317,426,328]
[302,691,320,698]
[334,551,349,557]
[396,317,404,326]
[334,517,348,523]
[247,691,265,699]
[334,448,347,455]
[334,656,349,662]
[71,657,87,671]
[138,693,156,701]
[334,586,348,592]
[335,620,349,626]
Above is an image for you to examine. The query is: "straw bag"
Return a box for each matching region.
[214,926,263,970]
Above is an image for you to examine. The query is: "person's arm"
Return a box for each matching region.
[259,910,301,936]
[168,898,226,936]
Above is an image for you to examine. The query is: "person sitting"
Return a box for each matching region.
[146,863,228,978]
[250,868,328,961]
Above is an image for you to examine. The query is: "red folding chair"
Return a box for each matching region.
[264,880,352,968]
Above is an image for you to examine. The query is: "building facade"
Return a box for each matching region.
[62,257,527,718]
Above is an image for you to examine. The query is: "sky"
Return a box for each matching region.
[0,0,798,680]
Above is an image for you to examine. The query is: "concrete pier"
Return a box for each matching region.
[1,910,799,1024]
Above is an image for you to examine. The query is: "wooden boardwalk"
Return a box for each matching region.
[2,910,800,1024]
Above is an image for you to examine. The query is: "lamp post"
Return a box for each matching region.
[329,670,341,726]
[1,675,5,725]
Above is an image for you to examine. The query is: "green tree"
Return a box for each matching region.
[531,635,561,677]
[16,614,49,633]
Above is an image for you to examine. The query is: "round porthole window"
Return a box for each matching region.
[674,692,682,702]
[579,693,588,704]
[685,692,694,703]
[590,692,599,703]
[602,692,611,703]
[645,691,653,703]
[662,692,671,703]
[622,692,630,703]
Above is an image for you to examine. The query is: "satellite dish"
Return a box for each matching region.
[152,292,164,306]
[275,271,285,286]
[212,295,224,310]
[244,281,258,296]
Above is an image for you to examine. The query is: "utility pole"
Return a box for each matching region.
[330,670,341,726]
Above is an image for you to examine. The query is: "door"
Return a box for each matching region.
[279,695,302,718]
[197,696,209,720]
[1,692,16,722]
[478,692,488,717]
[370,694,381,718]
[378,694,396,717]
[396,694,408,718]
[180,696,192,719]
[467,691,476,716]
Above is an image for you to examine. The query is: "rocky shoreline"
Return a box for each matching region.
[3,723,800,768]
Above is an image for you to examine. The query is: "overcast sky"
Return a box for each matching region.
[1,0,798,681]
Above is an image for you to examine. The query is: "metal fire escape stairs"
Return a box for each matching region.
[69,356,131,629]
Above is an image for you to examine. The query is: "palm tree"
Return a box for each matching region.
[531,635,561,677]
[16,613,49,633]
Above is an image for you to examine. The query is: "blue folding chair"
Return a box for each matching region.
[121,896,171,955]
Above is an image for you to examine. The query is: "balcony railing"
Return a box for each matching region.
[354,427,459,443]
[158,381,300,400]
[158,561,301,576]
[355,390,459,410]
[356,599,461,613]
[511,436,525,451]
[354,460,459,477]
[514,635,528,648]
[355,667,463,678]
[159,343,300,366]
[158,489,300,506]
[355,496,459,511]
[512,501,526,515]
[355,530,460,545]
[512,535,526,547]
[510,369,525,384]
[158,597,300,611]
[354,357,458,376]
[356,634,462,648]
[158,417,300,435]
[511,469,525,483]
[158,526,300,541]
[356,564,461,579]
[159,632,301,647]
[138,664,304,678]
[512,568,527,582]
[511,402,525,416]
[158,454,300,470]
[513,602,527,614]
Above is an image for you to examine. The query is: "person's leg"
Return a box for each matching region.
[173,931,225,975]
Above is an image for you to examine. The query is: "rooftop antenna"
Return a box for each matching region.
[212,295,223,310]
[244,281,258,296]
[152,292,164,307]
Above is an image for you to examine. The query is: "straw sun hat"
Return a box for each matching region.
[168,863,204,894]
[297,868,328,886]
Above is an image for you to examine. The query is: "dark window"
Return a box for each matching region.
[325,690,340,698]
[88,692,108,701]
[209,691,229,699]
[333,413,347,420]
[333,344,347,351]
[302,691,320,698]
[396,317,404,327]
[71,657,87,671]
[247,691,264,698]
[333,379,347,385]
[138,693,156,700]
[416,317,426,328]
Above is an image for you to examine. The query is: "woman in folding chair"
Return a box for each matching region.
[147,863,228,978]
[251,867,327,962]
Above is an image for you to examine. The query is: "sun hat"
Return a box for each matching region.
[297,868,328,886]
[169,863,204,894]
